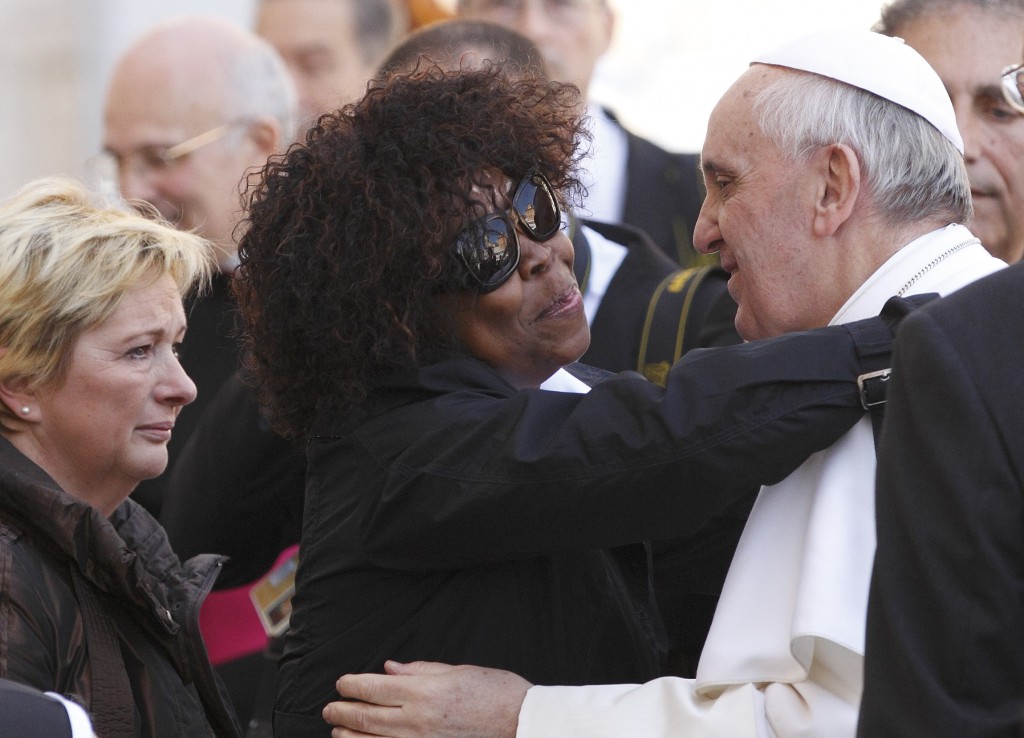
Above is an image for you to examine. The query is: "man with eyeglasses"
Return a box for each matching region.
[876,0,1024,264]
[857,54,1024,738]
[99,15,298,732]
[456,0,708,267]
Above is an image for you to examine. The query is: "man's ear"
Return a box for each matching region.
[245,116,283,159]
[812,143,860,238]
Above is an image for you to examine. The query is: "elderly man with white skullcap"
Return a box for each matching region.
[319,28,1005,738]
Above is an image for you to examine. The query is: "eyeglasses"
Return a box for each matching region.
[451,171,561,293]
[1002,64,1024,114]
[94,119,250,183]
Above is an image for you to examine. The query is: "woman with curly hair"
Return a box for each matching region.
[234,64,907,736]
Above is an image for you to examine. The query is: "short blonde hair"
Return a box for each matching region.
[0,177,214,427]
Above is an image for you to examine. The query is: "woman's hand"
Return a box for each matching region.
[323,660,532,738]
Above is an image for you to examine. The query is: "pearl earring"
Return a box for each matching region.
[19,406,30,415]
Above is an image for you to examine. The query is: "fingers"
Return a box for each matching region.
[336,673,405,705]
[331,727,383,738]
[323,700,394,736]
[383,660,456,676]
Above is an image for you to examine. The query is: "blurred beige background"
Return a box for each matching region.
[0,0,883,201]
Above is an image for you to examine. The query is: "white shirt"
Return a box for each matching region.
[45,692,96,737]
[579,105,628,224]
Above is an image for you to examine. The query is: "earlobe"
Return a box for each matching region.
[0,379,36,421]
[812,144,860,238]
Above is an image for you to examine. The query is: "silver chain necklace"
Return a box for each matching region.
[896,237,980,297]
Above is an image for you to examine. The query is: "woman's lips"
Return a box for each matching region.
[136,421,174,442]
[537,284,583,320]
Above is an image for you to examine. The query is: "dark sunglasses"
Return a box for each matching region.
[451,171,561,293]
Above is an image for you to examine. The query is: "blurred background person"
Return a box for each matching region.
[0,177,239,737]
[456,0,709,266]
[99,14,297,517]
[256,0,412,125]
[876,0,1024,263]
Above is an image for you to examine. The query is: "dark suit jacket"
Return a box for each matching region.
[0,679,75,737]
[574,218,740,376]
[859,262,1024,738]
[608,111,707,267]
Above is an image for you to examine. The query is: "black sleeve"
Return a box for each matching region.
[329,316,898,569]
[0,679,74,738]
[859,307,1024,738]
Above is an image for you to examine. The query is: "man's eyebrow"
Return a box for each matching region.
[977,82,1011,101]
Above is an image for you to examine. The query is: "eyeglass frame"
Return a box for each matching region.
[450,171,562,293]
[1001,64,1024,115]
[94,118,253,182]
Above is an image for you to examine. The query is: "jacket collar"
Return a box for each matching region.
[0,436,223,633]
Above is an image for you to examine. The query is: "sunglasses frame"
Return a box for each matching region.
[452,171,561,293]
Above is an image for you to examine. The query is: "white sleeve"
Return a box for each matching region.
[516,679,769,738]
[44,693,96,738]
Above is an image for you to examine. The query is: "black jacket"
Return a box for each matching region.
[0,437,240,738]
[132,272,241,517]
[606,110,707,267]
[859,263,1024,738]
[275,316,890,736]
[573,218,739,376]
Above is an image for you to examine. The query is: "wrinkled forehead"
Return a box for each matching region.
[104,47,227,143]
[707,67,780,132]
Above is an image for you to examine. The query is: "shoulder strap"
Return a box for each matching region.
[70,567,135,738]
[636,266,715,386]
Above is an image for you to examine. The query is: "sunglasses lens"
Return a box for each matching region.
[455,213,520,292]
[513,173,560,241]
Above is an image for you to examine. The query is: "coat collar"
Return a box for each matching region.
[0,436,223,633]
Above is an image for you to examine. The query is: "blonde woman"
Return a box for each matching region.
[0,178,239,737]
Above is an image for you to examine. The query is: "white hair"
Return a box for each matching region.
[754,69,972,227]
[219,28,300,142]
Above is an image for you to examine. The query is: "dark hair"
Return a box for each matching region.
[378,18,546,77]
[235,63,586,439]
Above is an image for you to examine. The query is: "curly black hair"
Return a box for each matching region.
[234,63,587,439]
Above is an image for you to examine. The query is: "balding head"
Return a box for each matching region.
[102,15,297,265]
